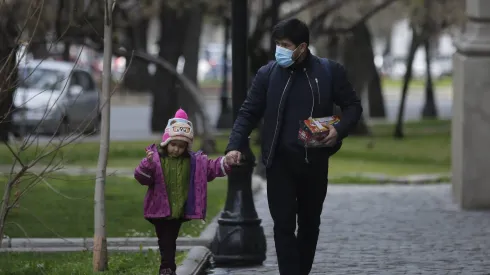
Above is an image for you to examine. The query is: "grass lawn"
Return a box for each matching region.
[0,137,232,167]
[330,119,450,177]
[2,174,227,238]
[382,76,452,88]
[1,250,186,275]
[200,77,453,90]
[0,120,450,179]
[329,175,451,184]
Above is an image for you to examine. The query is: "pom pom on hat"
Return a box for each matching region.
[174,108,188,120]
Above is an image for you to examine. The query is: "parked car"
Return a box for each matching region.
[200,43,232,81]
[13,60,100,136]
[386,51,453,80]
[433,55,453,78]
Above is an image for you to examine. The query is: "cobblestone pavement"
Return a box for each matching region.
[209,184,490,275]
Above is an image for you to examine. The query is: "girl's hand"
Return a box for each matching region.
[145,149,154,162]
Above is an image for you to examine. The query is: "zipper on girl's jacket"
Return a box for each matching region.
[266,70,293,167]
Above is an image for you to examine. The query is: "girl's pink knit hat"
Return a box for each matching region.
[160,109,194,149]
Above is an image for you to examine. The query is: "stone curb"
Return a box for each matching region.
[175,175,266,275]
[175,246,211,275]
[0,165,135,178]
[329,173,451,185]
[1,236,209,249]
[0,246,192,253]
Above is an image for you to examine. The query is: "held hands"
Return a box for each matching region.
[320,125,338,147]
[225,150,242,166]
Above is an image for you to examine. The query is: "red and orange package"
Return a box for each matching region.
[298,115,341,148]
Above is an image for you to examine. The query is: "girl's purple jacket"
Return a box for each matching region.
[134,144,229,220]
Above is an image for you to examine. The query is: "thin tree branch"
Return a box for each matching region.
[3,141,25,168]
[280,0,328,21]
[309,0,352,33]
[320,0,400,35]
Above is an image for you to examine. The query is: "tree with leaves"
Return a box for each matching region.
[393,0,465,138]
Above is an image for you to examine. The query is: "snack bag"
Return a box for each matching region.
[298,116,341,148]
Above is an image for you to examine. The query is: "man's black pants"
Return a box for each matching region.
[266,150,329,275]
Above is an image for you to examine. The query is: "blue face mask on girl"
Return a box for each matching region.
[275,44,304,67]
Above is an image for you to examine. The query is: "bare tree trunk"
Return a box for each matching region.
[394,27,420,139]
[151,4,189,132]
[0,54,16,142]
[179,6,201,126]
[327,35,344,118]
[30,42,50,59]
[93,0,112,271]
[421,38,437,118]
[178,5,216,153]
[361,23,386,120]
[62,42,71,61]
[123,19,151,92]
[326,35,340,60]
[340,23,373,136]
[368,69,386,118]
[0,14,19,142]
[383,35,392,57]
[0,181,13,247]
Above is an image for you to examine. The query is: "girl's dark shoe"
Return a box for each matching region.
[159,268,176,275]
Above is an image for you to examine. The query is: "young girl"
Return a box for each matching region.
[134,109,235,275]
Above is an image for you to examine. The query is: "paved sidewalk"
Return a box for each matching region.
[212,184,490,275]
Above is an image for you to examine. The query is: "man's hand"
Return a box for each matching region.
[320,125,338,147]
[225,150,242,166]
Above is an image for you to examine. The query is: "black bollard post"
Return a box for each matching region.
[210,0,266,266]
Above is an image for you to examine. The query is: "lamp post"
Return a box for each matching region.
[210,0,267,266]
[269,0,280,59]
[216,16,232,129]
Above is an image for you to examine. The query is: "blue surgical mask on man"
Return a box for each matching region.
[275,45,295,67]
[275,44,304,67]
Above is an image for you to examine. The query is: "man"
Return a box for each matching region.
[225,18,362,274]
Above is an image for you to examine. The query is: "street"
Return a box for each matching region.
[109,87,452,140]
[25,87,452,143]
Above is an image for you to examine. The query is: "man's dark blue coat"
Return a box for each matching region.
[226,52,363,167]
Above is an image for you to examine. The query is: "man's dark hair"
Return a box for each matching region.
[272,18,310,46]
